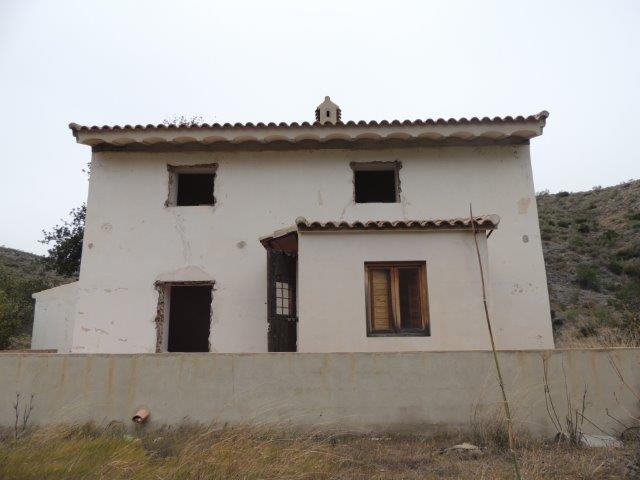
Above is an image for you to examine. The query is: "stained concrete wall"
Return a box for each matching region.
[31,282,78,352]
[1,349,638,436]
[35,144,552,352]
[298,231,493,351]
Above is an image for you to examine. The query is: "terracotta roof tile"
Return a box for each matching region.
[295,215,500,232]
[69,112,548,134]
[260,215,499,249]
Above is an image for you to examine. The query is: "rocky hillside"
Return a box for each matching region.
[0,247,71,349]
[537,180,640,347]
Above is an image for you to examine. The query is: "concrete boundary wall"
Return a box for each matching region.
[1,349,638,435]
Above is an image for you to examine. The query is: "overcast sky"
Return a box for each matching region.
[1,0,639,254]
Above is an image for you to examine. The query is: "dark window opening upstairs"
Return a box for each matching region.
[354,170,397,203]
[167,285,211,352]
[176,173,215,206]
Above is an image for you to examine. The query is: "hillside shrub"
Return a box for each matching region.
[622,259,640,279]
[601,230,619,244]
[616,280,640,305]
[0,290,20,350]
[616,245,640,260]
[557,191,570,197]
[569,235,585,247]
[608,260,623,274]
[576,265,600,291]
[579,324,597,337]
[0,267,50,349]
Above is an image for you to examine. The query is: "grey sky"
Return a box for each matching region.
[1,0,639,254]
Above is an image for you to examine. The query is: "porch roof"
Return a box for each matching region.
[295,215,499,232]
[260,215,499,250]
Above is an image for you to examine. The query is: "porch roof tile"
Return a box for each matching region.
[295,215,500,232]
[260,215,499,249]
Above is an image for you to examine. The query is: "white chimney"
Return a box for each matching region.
[315,96,341,125]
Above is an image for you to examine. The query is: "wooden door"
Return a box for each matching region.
[267,250,297,352]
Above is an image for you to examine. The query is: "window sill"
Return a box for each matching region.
[164,204,216,208]
[367,331,430,338]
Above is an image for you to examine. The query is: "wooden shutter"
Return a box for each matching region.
[370,269,393,331]
[366,262,429,335]
[398,267,423,329]
[407,274,422,328]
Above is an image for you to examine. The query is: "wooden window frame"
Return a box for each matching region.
[364,261,430,337]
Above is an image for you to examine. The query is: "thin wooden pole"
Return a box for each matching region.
[469,204,522,480]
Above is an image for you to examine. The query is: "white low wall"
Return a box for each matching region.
[1,349,638,436]
[31,282,78,352]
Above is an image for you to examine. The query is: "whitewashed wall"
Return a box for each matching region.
[298,231,493,352]
[34,144,552,352]
[31,282,78,352]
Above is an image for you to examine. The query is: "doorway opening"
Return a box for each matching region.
[155,282,213,352]
[260,231,298,352]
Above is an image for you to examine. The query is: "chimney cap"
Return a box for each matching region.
[315,96,341,124]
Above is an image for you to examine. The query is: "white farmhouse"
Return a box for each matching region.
[32,97,554,353]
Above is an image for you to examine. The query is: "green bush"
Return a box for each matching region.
[601,230,619,245]
[575,265,600,291]
[557,191,570,197]
[616,245,640,260]
[608,260,623,275]
[0,267,50,349]
[0,290,21,350]
[622,260,640,279]
[579,324,597,337]
[569,235,585,247]
[615,280,640,306]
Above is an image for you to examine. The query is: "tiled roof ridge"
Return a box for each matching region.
[294,215,500,231]
[69,112,548,133]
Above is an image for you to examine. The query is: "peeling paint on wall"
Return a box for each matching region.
[517,197,532,214]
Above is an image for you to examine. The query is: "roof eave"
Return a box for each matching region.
[69,112,549,149]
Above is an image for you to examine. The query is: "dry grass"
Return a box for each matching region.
[0,424,637,479]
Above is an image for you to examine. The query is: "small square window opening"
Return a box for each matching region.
[166,164,217,207]
[351,162,401,203]
[177,173,215,206]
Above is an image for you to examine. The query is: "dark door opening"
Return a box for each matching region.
[267,249,298,352]
[167,285,212,352]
